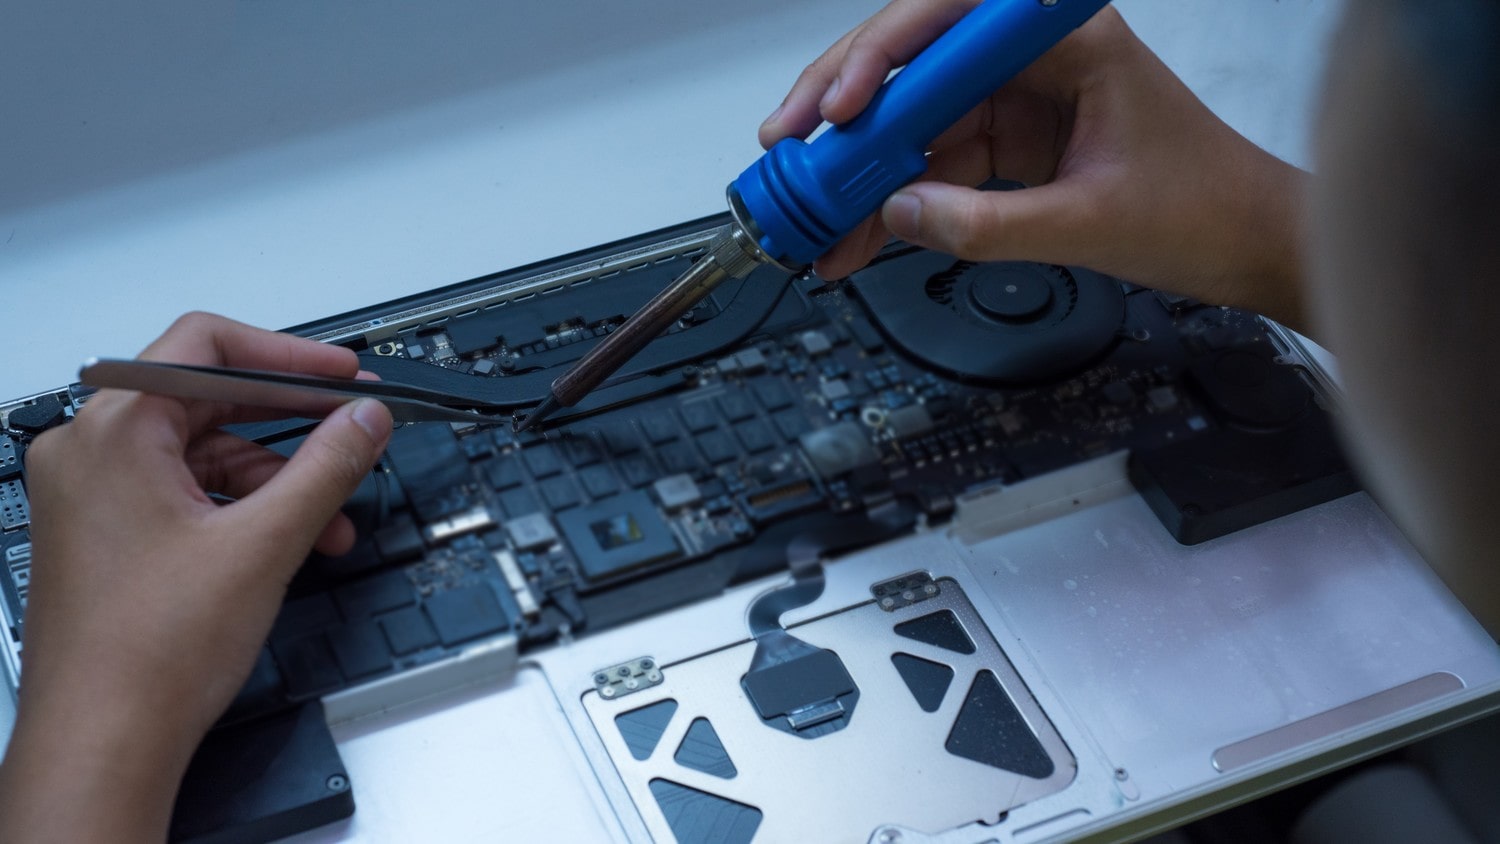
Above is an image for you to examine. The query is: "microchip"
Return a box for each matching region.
[734,348,767,373]
[557,491,681,583]
[379,607,438,655]
[678,402,718,433]
[499,487,541,519]
[820,380,851,402]
[335,570,415,619]
[540,477,581,510]
[561,435,603,467]
[506,513,558,551]
[617,455,656,488]
[799,422,879,479]
[653,474,701,510]
[327,621,392,679]
[472,358,496,376]
[656,442,700,475]
[424,584,510,647]
[523,444,562,478]
[697,430,738,464]
[734,420,777,453]
[579,465,620,498]
[641,415,679,444]
[886,405,934,439]
[717,392,757,422]
[751,380,794,411]
[591,513,645,549]
[799,331,833,357]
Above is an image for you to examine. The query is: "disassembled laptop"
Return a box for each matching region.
[4,213,1497,843]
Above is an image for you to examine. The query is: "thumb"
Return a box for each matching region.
[243,398,393,550]
[881,181,1088,265]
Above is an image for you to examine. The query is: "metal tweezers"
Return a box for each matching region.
[78,358,512,425]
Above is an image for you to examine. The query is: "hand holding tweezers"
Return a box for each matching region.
[78,358,512,425]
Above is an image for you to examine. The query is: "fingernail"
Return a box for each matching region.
[819,77,842,114]
[885,191,922,237]
[761,103,785,130]
[349,398,390,441]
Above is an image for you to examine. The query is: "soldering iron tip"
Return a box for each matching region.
[514,394,562,434]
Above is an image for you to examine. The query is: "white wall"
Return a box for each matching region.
[1118,0,1344,169]
[0,0,1345,399]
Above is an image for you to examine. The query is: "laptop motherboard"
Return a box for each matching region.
[0,213,1356,841]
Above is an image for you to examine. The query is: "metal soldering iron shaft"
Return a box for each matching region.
[515,224,764,432]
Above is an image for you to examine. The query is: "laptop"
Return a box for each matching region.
[4,213,1498,842]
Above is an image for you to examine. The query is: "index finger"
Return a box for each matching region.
[140,311,359,379]
[137,311,363,433]
[759,0,978,147]
[823,0,978,125]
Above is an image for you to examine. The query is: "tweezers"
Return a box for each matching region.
[78,357,513,425]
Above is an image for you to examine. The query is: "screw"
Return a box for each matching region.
[878,829,903,844]
[901,591,916,601]
[923,583,938,595]
[602,687,616,697]
[326,774,348,792]
[594,673,609,685]
[625,679,639,689]
[647,671,661,682]
[880,597,896,609]
[640,659,654,670]
[1041,0,1058,6]
[618,666,632,677]
[1115,768,1129,781]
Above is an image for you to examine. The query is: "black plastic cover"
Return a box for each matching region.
[1130,345,1359,544]
[170,702,354,843]
[7,393,66,434]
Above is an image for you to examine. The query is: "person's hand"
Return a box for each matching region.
[760,3,1311,331]
[0,312,393,843]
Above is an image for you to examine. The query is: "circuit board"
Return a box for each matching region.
[1,214,1355,742]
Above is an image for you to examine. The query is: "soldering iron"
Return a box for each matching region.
[516,0,1113,432]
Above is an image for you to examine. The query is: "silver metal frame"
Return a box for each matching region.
[306,226,724,347]
[526,446,1500,842]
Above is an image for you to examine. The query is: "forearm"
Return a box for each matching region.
[0,693,197,843]
[1175,144,1313,335]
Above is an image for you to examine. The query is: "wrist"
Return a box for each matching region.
[0,682,205,842]
[1219,151,1313,334]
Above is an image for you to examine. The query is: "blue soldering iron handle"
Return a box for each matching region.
[732,0,1111,269]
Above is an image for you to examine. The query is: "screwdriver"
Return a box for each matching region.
[516,0,1112,432]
